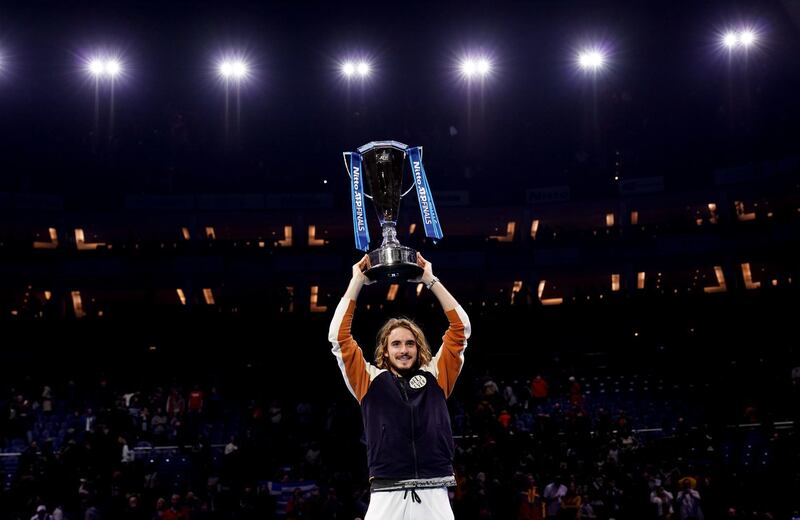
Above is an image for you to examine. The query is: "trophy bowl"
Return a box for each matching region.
[344,140,441,282]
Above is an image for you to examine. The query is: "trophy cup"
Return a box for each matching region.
[343,140,443,281]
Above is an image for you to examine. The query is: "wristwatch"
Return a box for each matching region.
[425,276,440,290]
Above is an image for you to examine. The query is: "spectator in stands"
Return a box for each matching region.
[328,254,470,520]
[224,435,239,456]
[150,407,168,442]
[650,481,674,520]
[187,385,203,415]
[123,495,147,520]
[41,386,54,415]
[162,494,189,520]
[151,497,167,520]
[498,409,513,431]
[120,435,135,464]
[676,478,704,520]
[186,385,204,438]
[31,505,54,520]
[165,389,185,417]
[579,496,597,519]
[482,375,501,408]
[474,397,497,436]
[560,482,582,520]
[503,381,519,409]
[517,474,545,520]
[531,375,549,406]
[137,406,150,438]
[543,476,567,520]
[81,407,96,435]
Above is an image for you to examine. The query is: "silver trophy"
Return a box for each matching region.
[343,140,425,281]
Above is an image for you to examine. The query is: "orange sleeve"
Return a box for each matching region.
[328,298,377,402]
[435,306,471,398]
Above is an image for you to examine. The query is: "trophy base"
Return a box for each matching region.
[365,245,423,281]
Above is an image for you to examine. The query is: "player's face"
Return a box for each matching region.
[385,326,418,375]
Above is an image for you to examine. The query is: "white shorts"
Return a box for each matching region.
[365,487,454,520]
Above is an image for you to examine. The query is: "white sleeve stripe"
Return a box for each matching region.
[423,305,471,377]
[456,305,472,341]
[331,341,358,399]
[367,364,385,380]
[328,297,385,400]
[329,298,358,399]
[456,306,470,375]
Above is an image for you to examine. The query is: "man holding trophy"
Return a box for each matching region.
[328,141,471,519]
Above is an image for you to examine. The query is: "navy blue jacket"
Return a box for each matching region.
[328,298,471,480]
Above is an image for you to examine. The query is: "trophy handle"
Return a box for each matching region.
[399,147,417,199]
[342,152,374,200]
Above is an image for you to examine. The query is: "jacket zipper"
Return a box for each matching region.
[399,378,419,478]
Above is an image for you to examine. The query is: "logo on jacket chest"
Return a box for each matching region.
[409,375,427,389]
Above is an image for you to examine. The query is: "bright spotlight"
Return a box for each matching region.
[88,59,105,77]
[739,29,756,47]
[217,55,249,83]
[578,50,605,71]
[219,59,248,80]
[460,58,477,78]
[721,28,759,51]
[106,59,121,77]
[460,56,491,79]
[86,57,123,79]
[342,61,355,77]
[231,60,248,79]
[356,61,370,77]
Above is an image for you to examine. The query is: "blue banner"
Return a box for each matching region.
[407,147,443,241]
[348,152,370,252]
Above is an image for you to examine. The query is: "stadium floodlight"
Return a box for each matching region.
[88,58,105,77]
[83,52,126,147]
[720,27,759,51]
[231,60,248,79]
[342,61,356,77]
[460,58,477,77]
[340,59,371,79]
[459,56,492,79]
[106,59,122,78]
[739,29,756,47]
[577,49,606,71]
[86,57,123,79]
[218,59,249,81]
[356,61,370,77]
[215,53,251,146]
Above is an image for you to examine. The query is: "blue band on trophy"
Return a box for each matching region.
[348,152,370,252]
[407,146,443,241]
